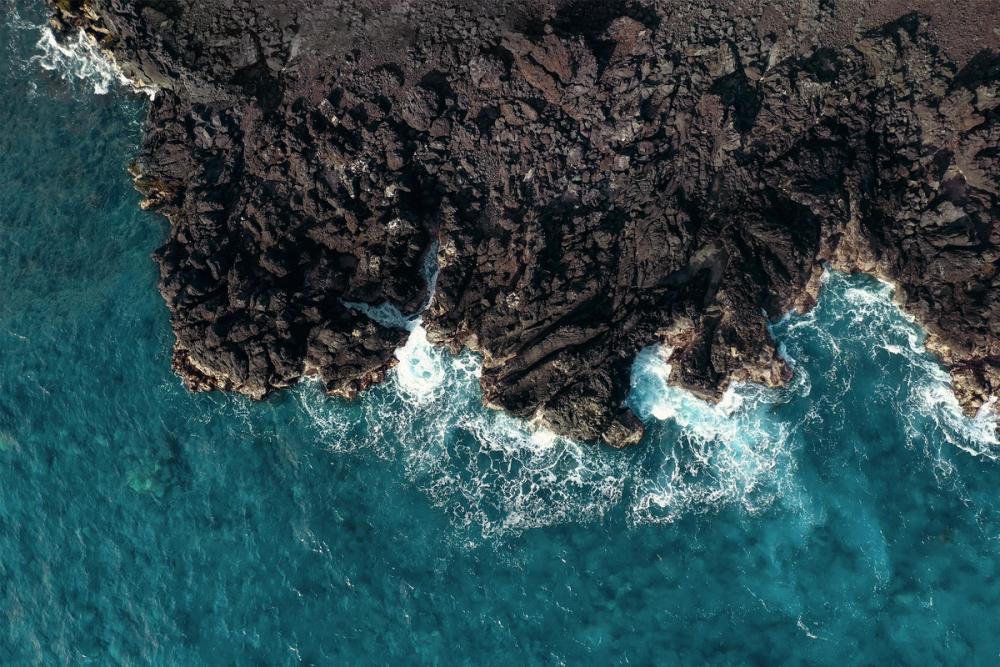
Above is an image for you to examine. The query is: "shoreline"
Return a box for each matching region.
[44,0,1000,445]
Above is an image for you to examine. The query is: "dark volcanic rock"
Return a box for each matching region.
[48,0,1000,446]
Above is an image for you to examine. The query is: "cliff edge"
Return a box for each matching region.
[49,0,1000,445]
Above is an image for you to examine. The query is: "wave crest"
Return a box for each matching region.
[627,346,803,524]
[303,274,996,537]
[300,319,633,538]
[33,27,156,98]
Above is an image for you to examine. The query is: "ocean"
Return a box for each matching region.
[2,2,1000,664]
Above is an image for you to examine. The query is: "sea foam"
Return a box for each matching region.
[300,329,632,537]
[394,322,448,402]
[33,27,156,98]
[627,345,802,524]
[301,271,1000,537]
[34,22,994,531]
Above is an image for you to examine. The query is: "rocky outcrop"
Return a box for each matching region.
[48,0,999,445]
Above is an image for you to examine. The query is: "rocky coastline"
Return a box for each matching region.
[48,0,999,445]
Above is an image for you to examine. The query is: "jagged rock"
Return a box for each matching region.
[48,0,1000,446]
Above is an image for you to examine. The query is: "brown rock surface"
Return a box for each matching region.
[48,0,1000,445]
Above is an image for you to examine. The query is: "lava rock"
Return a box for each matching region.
[48,0,1000,445]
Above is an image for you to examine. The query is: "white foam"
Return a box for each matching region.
[300,240,628,536]
[299,331,632,538]
[343,299,415,332]
[393,322,447,402]
[815,273,1000,466]
[912,373,999,459]
[33,27,156,98]
[627,346,801,524]
[304,267,999,536]
[839,276,999,458]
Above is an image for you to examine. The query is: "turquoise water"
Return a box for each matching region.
[4,3,1000,664]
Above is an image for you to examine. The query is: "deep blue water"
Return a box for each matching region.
[3,4,1000,664]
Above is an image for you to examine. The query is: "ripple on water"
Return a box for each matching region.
[297,272,998,538]
[7,4,1000,662]
[18,6,997,537]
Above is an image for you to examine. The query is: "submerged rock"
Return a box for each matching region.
[47,0,1000,445]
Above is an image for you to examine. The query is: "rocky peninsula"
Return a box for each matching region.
[48,0,1000,445]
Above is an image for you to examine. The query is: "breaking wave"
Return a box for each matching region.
[301,271,997,537]
[23,8,993,534]
[627,346,804,524]
[33,26,156,98]
[789,272,999,461]
[301,320,634,537]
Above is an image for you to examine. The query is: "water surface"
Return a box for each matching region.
[2,4,1000,664]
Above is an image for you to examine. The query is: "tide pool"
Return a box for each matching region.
[2,3,1000,664]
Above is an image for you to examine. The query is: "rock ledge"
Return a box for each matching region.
[49,0,1000,445]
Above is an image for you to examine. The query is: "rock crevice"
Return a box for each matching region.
[49,0,1000,445]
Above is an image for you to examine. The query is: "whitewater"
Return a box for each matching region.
[3,2,1000,664]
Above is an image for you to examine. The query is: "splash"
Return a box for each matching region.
[388,325,634,536]
[33,27,156,98]
[828,273,998,460]
[393,323,448,402]
[299,329,632,537]
[627,346,802,524]
[302,240,630,536]
[300,271,1000,536]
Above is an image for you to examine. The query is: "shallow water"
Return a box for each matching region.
[3,3,1000,664]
